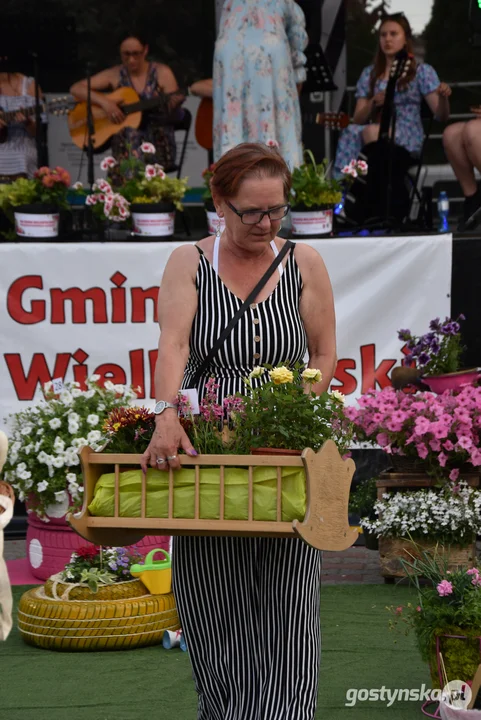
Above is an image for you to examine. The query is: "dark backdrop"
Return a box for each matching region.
[1,0,216,90]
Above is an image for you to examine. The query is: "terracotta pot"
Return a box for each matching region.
[250,447,302,456]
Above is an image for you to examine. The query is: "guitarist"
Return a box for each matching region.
[333,13,450,181]
[70,33,185,175]
[0,68,41,181]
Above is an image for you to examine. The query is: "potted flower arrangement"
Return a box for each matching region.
[84,142,188,238]
[388,546,481,690]
[290,150,343,237]
[3,376,166,580]
[86,366,354,528]
[0,165,71,239]
[362,481,481,577]
[344,385,481,479]
[202,163,225,235]
[18,543,180,651]
[393,315,479,394]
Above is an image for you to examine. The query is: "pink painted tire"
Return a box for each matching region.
[26,514,170,581]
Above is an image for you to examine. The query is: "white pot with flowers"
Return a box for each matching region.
[3,376,167,579]
[290,150,344,237]
[202,162,225,234]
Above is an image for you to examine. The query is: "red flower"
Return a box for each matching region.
[76,545,98,559]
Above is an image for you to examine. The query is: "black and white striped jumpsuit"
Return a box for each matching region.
[173,241,322,720]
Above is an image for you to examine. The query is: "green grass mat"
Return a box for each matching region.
[1,585,431,719]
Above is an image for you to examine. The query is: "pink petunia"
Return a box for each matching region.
[437,580,453,596]
[449,468,460,482]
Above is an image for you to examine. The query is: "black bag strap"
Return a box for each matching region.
[192,240,295,387]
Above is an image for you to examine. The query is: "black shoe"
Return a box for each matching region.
[461,189,481,231]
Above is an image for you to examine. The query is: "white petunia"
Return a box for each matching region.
[113,384,125,395]
[59,390,73,405]
[104,381,115,391]
[97,404,106,412]
[87,414,99,427]
[54,490,67,503]
[87,430,102,443]
[68,412,80,422]
[52,456,65,468]
[71,388,83,398]
[20,470,32,480]
[89,374,101,383]
[49,418,62,430]
[68,422,80,435]
[53,437,65,453]
[37,480,49,492]
[66,472,77,483]
[20,425,33,436]
[37,451,49,463]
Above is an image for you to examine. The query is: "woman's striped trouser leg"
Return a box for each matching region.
[172,536,322,720]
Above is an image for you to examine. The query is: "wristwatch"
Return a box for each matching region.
[153,400,177,415]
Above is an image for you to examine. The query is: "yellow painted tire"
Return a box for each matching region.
[18,586,180,651]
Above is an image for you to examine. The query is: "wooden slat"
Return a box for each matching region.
[88,516,295,533]
[276,466,282,522]
[168,467,174,519]
[141,469,146,518]
[194,465,200,519]
[248,466,253,521]
[88,452,303,467]
[114,464,120,518]
[219,465,225,520]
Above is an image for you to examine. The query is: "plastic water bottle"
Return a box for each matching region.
[437,191,449,232]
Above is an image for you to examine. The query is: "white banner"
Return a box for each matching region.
[0,235,452,431]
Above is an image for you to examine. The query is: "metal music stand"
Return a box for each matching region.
[301,43,337,162]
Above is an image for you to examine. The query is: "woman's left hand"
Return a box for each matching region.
[437,82,452,98]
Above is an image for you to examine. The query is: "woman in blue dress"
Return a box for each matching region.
[213,0,308,170]
[334,13,451,177]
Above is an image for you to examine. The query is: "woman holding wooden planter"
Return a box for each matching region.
[140,142,337,719]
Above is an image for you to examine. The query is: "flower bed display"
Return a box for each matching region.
[18,544,180,651]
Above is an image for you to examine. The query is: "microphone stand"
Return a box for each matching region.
[31,51,46,167]
[85,62,95,190]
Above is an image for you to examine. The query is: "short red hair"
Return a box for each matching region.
[210,143,292,201]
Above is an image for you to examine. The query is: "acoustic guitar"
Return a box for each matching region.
[0,96,74,143]
[67,86,178,152]
[314,111,350,130]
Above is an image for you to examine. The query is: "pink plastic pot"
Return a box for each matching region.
[420,368,481,394]
[26,513,170,581]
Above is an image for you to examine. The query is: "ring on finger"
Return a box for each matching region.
[167,455,177,461]
[156,457,166,464]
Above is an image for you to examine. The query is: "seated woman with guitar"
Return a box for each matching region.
[0,68,41,181]
[334,13,450,178]
[69,33,185,175]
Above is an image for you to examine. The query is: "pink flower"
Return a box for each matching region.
[395,606,403,615]
[449,468,460,482]
[85,194,98,205]
[97,179,112,194]
[469,448,481,466]
[416,606,421,612]
[100,156,117,171]
[357,160,368,175]
[414,416,431,435]
[266,139,279,148]
[154,164,166,178]
[416,443,428,459]
[140,142,156,155]
[443,440,454,451]
[376,433,389,447]
[438,452,448,467]
[145,165,156,179]
[437,580,453,596]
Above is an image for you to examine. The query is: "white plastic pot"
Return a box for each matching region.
[205,210,225,235]
[290,206,334,236]
[131,203,175,238]
[14,205,59,238]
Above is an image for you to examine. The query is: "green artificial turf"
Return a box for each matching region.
[1,585,432,719]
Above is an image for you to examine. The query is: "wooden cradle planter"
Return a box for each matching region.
[18,578,180,651]
[376,472,480,581]
[68,441,358,552]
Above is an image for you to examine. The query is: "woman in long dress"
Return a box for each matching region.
[141,142,337,719]
[213,0,308,170]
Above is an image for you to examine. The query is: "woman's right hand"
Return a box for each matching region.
[101,98,125,124]
[140,412,197,474]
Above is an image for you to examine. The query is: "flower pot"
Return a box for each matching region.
[290,204,334,237]
[363,528,379,551]
[427,628,481,689]
[250,447,303,456]
[421,368,481,394]
[131,202,175,238]
[378,536,477,579]
[204,199,225,235]
[14,203,59,238]
[25,507,171,581]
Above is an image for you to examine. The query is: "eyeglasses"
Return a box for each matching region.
[121,50,143,59]
[226,201,290,225]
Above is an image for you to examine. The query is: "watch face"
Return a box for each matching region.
[154,401,166,414]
